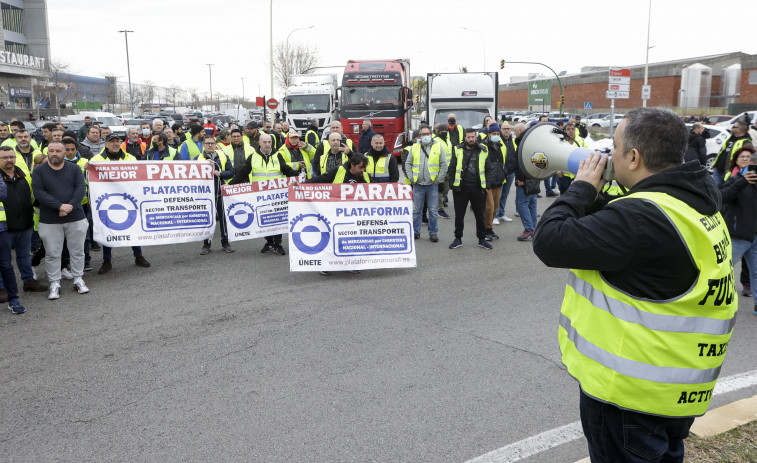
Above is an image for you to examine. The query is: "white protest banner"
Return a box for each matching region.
[288,183,417,272]
[88,161,216,247]
[220,175,304,242]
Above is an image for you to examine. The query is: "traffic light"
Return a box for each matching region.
[413,94,419,105]
[560,94,565,106]
[500,59,504,70]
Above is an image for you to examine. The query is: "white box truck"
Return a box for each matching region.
[283,74,338,134]
[425,72,499,130]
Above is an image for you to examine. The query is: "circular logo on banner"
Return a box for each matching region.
[95,193,138,231]
[290,213,331,255]
[531,152,549,170]
[226,202,255,229]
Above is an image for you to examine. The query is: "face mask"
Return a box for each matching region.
[421,135,432,145]
[490,135,500,143]
[142,129,151,136]
[448,118,456,125]
[438,132,448,140]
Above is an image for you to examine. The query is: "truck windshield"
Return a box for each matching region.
[433,109,490,129]
[342,86,403,117]
[286,94,330,114]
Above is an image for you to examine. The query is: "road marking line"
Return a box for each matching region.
[465,369,757,463]
[465,422,584,463]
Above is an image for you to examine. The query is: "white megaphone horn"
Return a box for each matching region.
[517,122,614,181]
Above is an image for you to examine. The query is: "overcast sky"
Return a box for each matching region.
[48,0,757,101]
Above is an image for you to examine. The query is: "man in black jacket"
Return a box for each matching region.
[230,133,300,255]
[533,107,734,463]
[448,128,491,250]
[0,146,46,294]
[684,122,707,166]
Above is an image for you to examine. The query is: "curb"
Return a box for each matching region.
[690,393,757,437]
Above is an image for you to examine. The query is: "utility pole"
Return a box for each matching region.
[206,64,214,111]
[118,30,134,115]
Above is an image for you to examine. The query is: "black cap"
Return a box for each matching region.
[190,125,205,136]
[246,121,259,129]
[105,133,122,142]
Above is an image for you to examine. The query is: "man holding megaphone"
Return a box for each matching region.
[532,108,736,463]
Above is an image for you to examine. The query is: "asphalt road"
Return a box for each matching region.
[2,193,756,463]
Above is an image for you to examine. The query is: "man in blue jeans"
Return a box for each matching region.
[405,124,448,243]
[0,146,47,295]
[0,147,31,313]
[495,122,521,223]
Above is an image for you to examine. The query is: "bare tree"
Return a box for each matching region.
[413,77,427,112]
[142,81,155,109]
[48,59,72,117]
[272,40,320,91]
[168,84,182,111]
[102,74,118,113]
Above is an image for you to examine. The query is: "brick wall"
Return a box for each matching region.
[499,68,757,113]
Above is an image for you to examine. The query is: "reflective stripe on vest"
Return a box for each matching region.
[452,144,488,188]
[715,137,749,167]
[411,142,442,183]
[181,139,202,159]
[559,191,737,417]
[197,150,231,184]
[319,151,350,175]
[366,155,392,181]
[250,152,285,181]
[306,129,320,148]
[277,144,313,178]
[333,166,370,184]
[222,143,256,165]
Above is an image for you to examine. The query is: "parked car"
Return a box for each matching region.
[586,114,624,128]
[704,115,733,124]
[123,119,148,132]
[716,111,757,131]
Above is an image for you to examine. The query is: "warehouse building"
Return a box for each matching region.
[499,52,757,115]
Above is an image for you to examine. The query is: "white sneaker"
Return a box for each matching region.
[492,218,500,225]
[73,277,89,294]
[60,268,74,280]
[48,281,60,300]
[502,215,513,222]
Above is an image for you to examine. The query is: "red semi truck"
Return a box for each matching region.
[339,59,414,156]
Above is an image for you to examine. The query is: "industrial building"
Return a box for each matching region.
[498,52,757,115]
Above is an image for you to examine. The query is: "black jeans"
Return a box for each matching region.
[579,388,694,463]
[265,234,282,245]
[204,194,229,245]
[452,184,486,239]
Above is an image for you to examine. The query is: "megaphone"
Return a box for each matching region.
[517,122,614,181]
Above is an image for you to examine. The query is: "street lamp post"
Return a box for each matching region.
[461,27,485,71]
[118,29,134,116]
[643,0,652,108]
[269,0,274,100]
[503,60,564,115]
[285,26,315,87]
[206,63,214,111]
